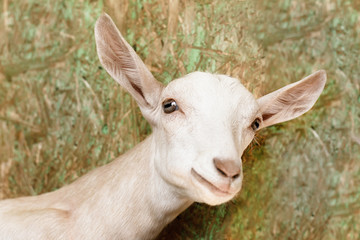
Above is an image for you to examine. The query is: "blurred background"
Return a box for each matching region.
[0,0,359,239]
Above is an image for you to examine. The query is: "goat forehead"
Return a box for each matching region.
[164,72,259,119]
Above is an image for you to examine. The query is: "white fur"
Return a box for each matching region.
[0,14,326,240]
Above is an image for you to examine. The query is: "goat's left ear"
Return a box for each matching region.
[257,70,326,129]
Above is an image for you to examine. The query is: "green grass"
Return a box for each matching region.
[0,0,359,239]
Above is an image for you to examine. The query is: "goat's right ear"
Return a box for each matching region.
[95,13,163,124]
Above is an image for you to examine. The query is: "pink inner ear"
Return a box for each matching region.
[96,15,142,86]
[259,70,326,128]
[262,112,274,121]
[95,14,164,126]
[130,81,146,101]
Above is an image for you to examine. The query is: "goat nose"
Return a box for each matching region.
[213,158,241,179]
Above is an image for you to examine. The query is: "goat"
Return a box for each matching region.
[0,14,326,240]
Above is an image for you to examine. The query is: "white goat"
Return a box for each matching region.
[0,14,326,240]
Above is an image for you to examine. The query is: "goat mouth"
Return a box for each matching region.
[191,168,231,197]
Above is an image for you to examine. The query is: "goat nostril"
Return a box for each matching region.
[213,158,241,179]
[217,168,227,177]
[232,173,240,180]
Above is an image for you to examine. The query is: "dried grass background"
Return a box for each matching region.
[0,0,359,239]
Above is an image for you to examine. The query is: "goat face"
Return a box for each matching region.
[152,72,260,205]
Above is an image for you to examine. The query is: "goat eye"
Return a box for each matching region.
[162,99,179,114]
[251,118,261,131]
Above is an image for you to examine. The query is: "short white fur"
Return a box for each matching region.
[0,14,326,240]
